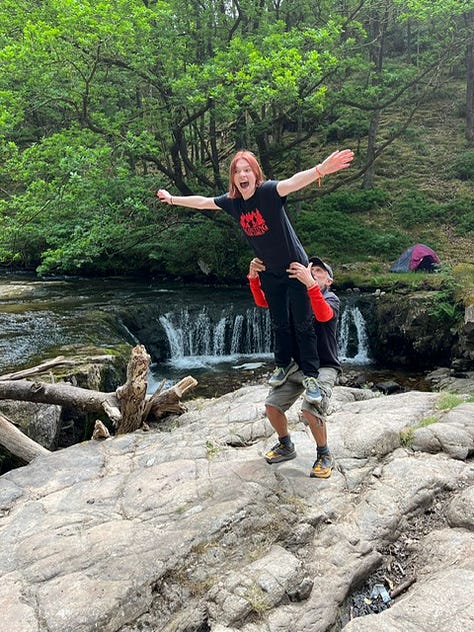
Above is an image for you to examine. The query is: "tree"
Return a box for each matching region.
[394,0,474,143]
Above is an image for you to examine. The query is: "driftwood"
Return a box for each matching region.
[0,356,71,381]
[0,344,198,461]
[0,379,121,416]
[144,375,198,421]
[0,354,115,382]
[0,413,50,463]
[116,344,150,434]
[92,420,111,440]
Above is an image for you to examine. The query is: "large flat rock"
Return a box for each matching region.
[1,386,473,631]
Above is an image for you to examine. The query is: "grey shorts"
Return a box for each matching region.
[264,367,338,419]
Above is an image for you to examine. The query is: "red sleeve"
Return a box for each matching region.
[247,274,268,308]
[307,284,334,322]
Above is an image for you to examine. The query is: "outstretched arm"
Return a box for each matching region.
[276,149,354,197]
[157,189,220,210]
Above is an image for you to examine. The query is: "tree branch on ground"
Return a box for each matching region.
[0,345,198,461]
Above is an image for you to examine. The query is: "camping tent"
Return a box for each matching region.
[390,244,441,273]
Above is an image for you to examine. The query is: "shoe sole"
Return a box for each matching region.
[310,469,333,478]
[265,452,297,464]
[304,393,323,404]
[268,364,299,387]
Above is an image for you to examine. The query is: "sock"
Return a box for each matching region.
[279,435,292,448]
[317,444,330,457]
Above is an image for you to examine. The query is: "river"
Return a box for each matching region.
[0,272,430,396]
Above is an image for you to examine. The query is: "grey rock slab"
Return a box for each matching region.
[0,386,473,631]
[447,484,474,529]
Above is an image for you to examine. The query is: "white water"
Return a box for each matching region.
[338,305,371,365]
[158,303,371,371]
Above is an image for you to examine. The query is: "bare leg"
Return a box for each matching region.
[302,409,334,478]
[264,404,296,463]
[302,409,327,448]
[265,404,289,437]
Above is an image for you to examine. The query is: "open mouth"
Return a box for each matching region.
[240,181,249,189]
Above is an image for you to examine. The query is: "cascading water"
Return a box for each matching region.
[159,306,273,368]
[158,302,371,368]
[337,304,372,364]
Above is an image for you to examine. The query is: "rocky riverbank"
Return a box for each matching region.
[1,380,473,631]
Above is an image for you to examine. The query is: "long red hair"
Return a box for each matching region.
[228,150,264,199]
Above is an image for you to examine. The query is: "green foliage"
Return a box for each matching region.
[451,150,474,181]
[0,0,472,279]
[418,415,439,427]
[436,392,466,410]
[400,415,439,448]
[399,427,415,448]
[150,215,251,281]
[293,190,408,263]
[390,190,444,228]
[306,189,390,214]
[429,278,464,324]
[439,197,474,234]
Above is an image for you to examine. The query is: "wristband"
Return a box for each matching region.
[315,165,324,188]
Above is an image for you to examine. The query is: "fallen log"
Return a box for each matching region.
[0,413,50,463]
[0,356,70,381]
[0,379,120,416]
[0,354,117,382]
[0,345,198,456]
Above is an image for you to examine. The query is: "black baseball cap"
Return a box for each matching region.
[309,256,334,280]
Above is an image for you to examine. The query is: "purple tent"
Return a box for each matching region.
[390,244,440,272]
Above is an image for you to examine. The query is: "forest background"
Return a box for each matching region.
[0,0,472,285]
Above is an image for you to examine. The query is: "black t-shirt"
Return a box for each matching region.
[214,181,308,271]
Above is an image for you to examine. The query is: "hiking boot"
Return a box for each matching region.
[303,376,322,403]
[268,361,298,387]
[310,453,335,478]
[265,441,296,464]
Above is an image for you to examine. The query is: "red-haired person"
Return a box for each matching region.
[157,148,353,404]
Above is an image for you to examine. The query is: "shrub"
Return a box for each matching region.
[294,207,407,262]
[441,198,474,234]
[390,190,443,228]
[451,150,474,181]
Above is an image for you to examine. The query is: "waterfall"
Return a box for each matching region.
[159,302,371,367]
[159,306,272,365]
[337,304,371,364]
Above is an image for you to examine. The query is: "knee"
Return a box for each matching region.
[265,403,283,420]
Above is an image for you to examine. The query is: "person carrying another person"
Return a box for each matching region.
[248,255,341,478]
[157,148,353,404]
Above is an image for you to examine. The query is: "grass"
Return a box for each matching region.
[205,439,221,460]
[436,393,469,410]
[243,583,273,617]
[400,391,472,448]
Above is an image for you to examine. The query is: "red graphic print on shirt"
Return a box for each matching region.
[239,209,268,237]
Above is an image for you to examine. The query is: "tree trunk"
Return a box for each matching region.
[115,344,150,433]
[0,413,50,463]
[465,10,474,142]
